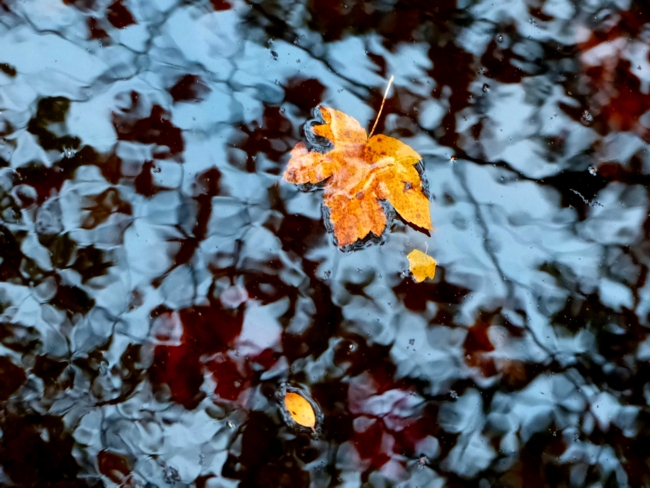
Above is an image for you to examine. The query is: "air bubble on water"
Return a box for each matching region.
[418,454,428,467]
[581,110,593,124]
[497,34,504,42]
[152,166,161,173]
[450,390,458,399]
[163,465,180,483]
[588,166,597,176]
[62,147,75,158]
[482,83,490,93]
[271,51,278,60]
[227,421,235,429]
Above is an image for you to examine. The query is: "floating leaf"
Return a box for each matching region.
[284,391,316,429]
[407,249,436,283]
[283,106,432,247]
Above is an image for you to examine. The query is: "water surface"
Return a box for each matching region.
[0,0,649,486]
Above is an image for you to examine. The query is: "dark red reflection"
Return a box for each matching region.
[463,311,497,377]
[205,355,250,401]
[151,343,205,409]
[107,0,136,29]
[283,77,326,113]
[233,106,293,172]
[80,187,132,229]
[0,357,26,400]
[149,301,245,408]
[480,39,524,84]
[172,168,222,267]
[134,160,157,197]
[87,17,109,40]
[169,74,211,103]
[98,449,133,484]
[0,414,81,486]
[210,0,232,11]
[113,104,184,157]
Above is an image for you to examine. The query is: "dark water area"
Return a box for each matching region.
[1,0,650,486]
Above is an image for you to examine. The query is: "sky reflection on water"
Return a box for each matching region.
[1,0,650,486]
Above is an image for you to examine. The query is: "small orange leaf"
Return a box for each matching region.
[284,392,316,429]
[283,106,432,247]
[407,249,436,283]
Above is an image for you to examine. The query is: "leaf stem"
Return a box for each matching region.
[368,75,394,139]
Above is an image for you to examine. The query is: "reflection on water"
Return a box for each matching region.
[0,0,649,486]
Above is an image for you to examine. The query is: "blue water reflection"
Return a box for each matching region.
[0,0,649,486]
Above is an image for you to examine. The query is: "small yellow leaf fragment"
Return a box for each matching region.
[407,249,437,283]
[284,392,316,429]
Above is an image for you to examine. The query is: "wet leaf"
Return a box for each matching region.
[283,107,432,247]
[407,249,436,283]
[284,391,316,428]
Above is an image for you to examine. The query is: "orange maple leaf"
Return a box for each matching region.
[283,106,432,247]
